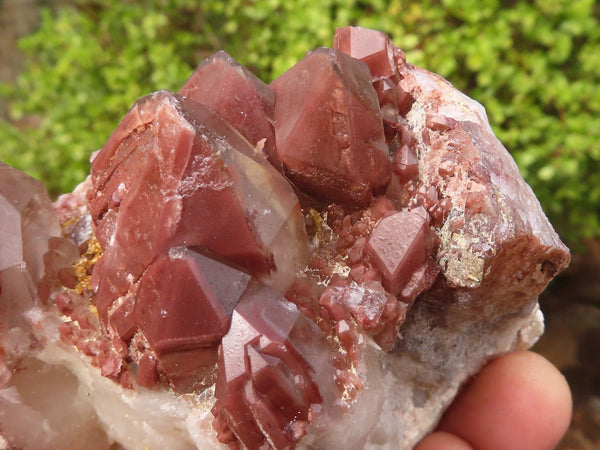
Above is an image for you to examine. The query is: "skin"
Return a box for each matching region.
[415,351,572,450]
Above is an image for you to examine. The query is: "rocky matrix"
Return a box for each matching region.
[0,27,570,450]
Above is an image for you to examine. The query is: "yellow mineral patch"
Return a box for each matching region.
[308,208,323,235]
[60,215,79,236]
[74,238,104,294]
[88,303,98,317]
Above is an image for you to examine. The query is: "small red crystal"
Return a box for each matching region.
[333,26,396,81]
[392,143,419,183]
[367,207,431,295]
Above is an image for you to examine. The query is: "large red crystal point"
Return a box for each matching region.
[89,90,307,324]
[271,47,391,207]
[179,51,282,171]
[87,89,308,391]
[213,283,335,449]
[134,248,251,354]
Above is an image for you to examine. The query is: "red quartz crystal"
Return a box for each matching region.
[367,207,432,295]
[271,47,391,207]
[90,90,304,287]
[319,279,407,351]
[392,143,419,183]
[333,26,396,81]
[179,51,282,171]
[212,283,335,449]
[88,89,307,391]
[134,249,251,353]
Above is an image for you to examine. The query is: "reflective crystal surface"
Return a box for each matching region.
[179,51,281,171]
[213,283,335,449]
[0,163,61,369]
[271,47,390,207]
[367,206,431,295]
[134,249,251,354]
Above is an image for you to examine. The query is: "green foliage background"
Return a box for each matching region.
[1,0,598,246]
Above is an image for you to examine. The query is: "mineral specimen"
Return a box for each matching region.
[0,26,570,450]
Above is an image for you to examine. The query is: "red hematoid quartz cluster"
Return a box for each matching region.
[20,26,568,449]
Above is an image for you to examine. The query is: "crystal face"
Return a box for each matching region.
[0,163,61,353]
[0,27,571,450]
[179,51,281,172]
[0,163,61,282]
[367,207,432,295]
[212,283,335,449]
[134,249,251,352]
[271,47,391,207]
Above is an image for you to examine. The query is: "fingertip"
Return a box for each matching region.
[415,431,474,450]
[438,350,572,450]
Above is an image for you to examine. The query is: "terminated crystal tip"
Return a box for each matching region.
[271,47,391,207]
